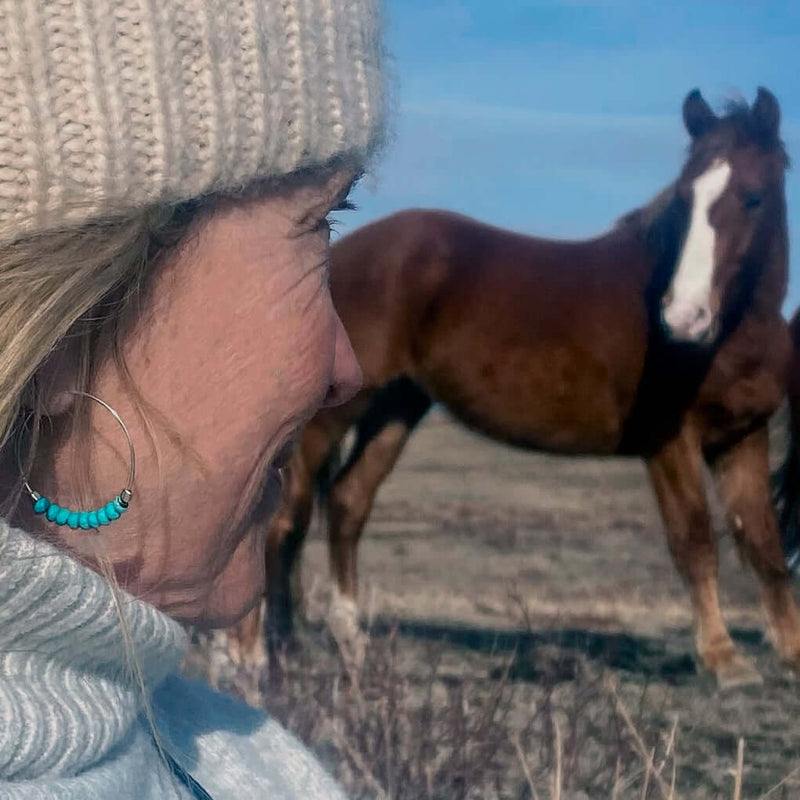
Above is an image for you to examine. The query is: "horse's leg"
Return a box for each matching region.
[329,378,432,599]
[226,430,329,671]
[647,426,761,687]
[226,436,325,673]
[327,378,432,663]
[709,426,800,669]
[265,408,357,654]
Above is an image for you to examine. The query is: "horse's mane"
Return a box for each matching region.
[720,98,791,168]
[612,181,687,316]
[613,182,678,234]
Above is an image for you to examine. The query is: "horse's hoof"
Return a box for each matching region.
[327,590,366,676]
[778,649,800,674]
[241,642,269,672]
[715,655,763,690]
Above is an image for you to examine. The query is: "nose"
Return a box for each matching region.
[660,297,716,344]
[320,314,363,408]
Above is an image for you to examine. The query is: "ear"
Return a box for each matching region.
[683,89,717,139]
[751,86,781,142]
[29,345,80,417]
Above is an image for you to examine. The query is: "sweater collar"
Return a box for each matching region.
[0,521,187,780]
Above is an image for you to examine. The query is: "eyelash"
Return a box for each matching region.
[325,200,357,232]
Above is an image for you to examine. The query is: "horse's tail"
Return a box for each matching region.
[773,411,800,576]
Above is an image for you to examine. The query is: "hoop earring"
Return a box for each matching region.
[20,391,135,531]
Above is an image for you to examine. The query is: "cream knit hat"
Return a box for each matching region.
[0,0,385,242]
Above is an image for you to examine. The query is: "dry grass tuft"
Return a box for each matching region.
[183,613,800,800]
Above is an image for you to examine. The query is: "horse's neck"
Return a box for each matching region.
[608,206,675,290]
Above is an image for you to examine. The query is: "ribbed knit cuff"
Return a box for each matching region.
[0,0,385,242]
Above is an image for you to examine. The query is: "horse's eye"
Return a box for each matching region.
[743,191,763,210]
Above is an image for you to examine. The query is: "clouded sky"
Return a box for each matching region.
[342,0,800,312]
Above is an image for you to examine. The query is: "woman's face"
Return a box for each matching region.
[28,170,362,627]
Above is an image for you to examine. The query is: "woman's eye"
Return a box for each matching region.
[743,191,762,210]
[325,199,357,231]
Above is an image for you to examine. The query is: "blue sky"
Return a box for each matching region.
[341,0,800,312]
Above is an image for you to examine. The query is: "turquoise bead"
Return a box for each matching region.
[46,503,60,522]
[67,512,80,529]
[87,511,99,529]
[97,507,110,526]
[114,497,128,514]
[78,512,91,530]
[33,497,50,514]
[56,507,70,525]
[105,502,120,520]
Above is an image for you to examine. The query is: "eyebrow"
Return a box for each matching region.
[330,179,356,210]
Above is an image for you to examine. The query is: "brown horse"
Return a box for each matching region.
[236,88,798,688]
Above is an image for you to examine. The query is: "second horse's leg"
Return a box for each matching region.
[710,426,800,669]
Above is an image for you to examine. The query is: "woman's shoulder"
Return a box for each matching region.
[152,674,348,800]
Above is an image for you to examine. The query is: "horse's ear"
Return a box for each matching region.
[683,89,717,139]
[751,86,781,142]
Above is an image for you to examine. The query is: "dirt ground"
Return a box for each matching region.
[189,407,800,798]
[307,408,763,635]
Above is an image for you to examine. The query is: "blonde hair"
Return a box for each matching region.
[0,200,208,787]
[0,200,206,491]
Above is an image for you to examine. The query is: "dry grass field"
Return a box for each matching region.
[185,408,800,799]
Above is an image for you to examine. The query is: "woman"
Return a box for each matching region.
[0,1,384,797]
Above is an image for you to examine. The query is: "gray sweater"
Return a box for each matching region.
[0,522,347,799]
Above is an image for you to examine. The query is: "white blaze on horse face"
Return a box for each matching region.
[662,159,732,343]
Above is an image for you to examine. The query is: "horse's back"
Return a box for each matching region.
[332,208,651,354]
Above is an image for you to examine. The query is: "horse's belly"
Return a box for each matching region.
[452,398,624,455]
[423,353,632,456]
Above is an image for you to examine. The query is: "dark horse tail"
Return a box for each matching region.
[773,417,800,575]
[774,311,800,577]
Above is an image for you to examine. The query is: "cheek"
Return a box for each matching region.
[710,206,754,293]
[268,292,339,411]
[132,254,336,443]
[712,228,751,291]
[200,528,269,628]
[180,443,284,627]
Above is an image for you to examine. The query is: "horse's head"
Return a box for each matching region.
[660,87,788,345]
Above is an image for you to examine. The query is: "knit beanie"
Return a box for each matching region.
[0,0,385,243]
